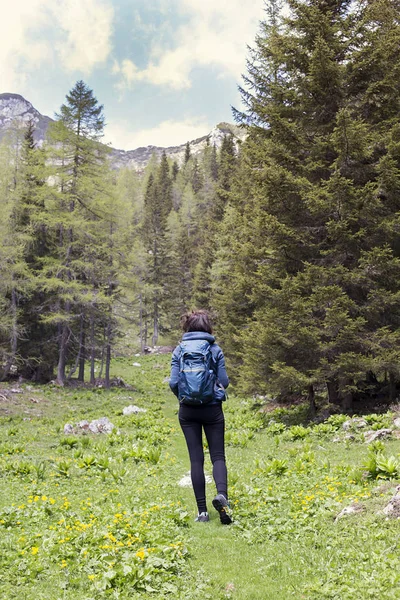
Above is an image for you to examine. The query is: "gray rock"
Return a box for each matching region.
[335,503,365,522]
[393,417,400,429]
[364,428,392,444]
[382,486,400,518]
[88,417,114,434]
[122,405,147,415]
[64,417,115,435]
[344,434,356,441]
[342,418,367,431]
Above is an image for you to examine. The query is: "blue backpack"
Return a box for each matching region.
[178,339,216,405]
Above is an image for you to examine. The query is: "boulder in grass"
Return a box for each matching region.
[335,503,365,522]
[64,417,115,435]
[393,417,400,429]
[123,405,147,415]
[382,485,400,518]
[342,418,367,431]
[88,417,114,434]
[77,420,90,432]
[364,429,392,444]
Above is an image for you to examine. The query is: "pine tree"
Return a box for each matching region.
[191,158,203,194]
[192,137,238,309]
[0,126,27,379]
[0,122,53,380]
[15,121,55,380]
[43,81,113,385]
[141,154,173,345]
[172,161,179,181]
[212,0,400,410]
[184,142,191,164]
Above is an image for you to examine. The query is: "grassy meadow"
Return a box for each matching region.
[0,355,400,599]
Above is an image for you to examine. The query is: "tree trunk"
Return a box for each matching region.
[105,318,112,389]
[99,326,105,379]
[307,384,316,419]
[144,315,148,348]
[139,294,144,353]
[78,315,85,382]
[389,372,396,404]
[152,297,159,347]
[90,315,95,385]
[2,287,18,381]
[340,377,353,414]
[326,378,340,405]
[56,322,69,385]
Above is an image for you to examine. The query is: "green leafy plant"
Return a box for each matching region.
[59,436,79,449]
[287,425,309,440]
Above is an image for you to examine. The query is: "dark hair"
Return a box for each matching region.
[181,310,213,334]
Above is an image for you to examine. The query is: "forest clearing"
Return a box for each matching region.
[0,355,399,599]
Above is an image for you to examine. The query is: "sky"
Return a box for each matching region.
[0,0,267,150]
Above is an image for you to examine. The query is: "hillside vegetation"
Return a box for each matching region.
[0,356,399,599]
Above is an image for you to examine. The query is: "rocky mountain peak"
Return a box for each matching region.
[0,93,53,145]
[0,93,246,170]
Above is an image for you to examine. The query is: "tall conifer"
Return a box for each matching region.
[212,0,400,410]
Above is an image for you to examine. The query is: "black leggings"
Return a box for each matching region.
[179,403,227,513]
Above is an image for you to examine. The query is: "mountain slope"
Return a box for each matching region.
[0,93,53,145]
[0,93,245,170]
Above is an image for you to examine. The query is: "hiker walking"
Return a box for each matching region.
[169,310,232,524]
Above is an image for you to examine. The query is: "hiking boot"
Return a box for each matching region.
[212,494,232,525]
[195,511,209,522]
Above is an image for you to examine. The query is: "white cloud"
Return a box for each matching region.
[0,0,49,91]
[0,0,114,93]
[113,0,265,91]
[104,117,211,150]
[53,0,114,73]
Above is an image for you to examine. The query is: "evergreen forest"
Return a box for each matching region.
[1,0,400,415]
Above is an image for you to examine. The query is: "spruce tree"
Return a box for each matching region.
[15,122,55,380]
[192,137,238,309]
[212,0,400,411]
[141,154,173,345]
[184,142,191,164]
[44,81,112,384]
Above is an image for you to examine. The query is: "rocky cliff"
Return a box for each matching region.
[0,93,53,145]
[0,93,245,171]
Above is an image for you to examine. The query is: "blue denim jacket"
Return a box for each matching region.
[169,332,229,403]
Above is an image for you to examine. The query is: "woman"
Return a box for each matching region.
[169,310,231,524]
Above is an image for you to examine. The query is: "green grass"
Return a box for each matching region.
[0,355,399,599]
